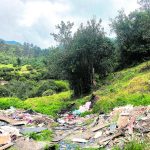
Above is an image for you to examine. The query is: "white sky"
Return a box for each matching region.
[0,0,139,48]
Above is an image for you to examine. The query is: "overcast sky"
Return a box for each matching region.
[0,0,139,48]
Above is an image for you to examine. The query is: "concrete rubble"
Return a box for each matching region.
[0,107,54,150]
[54,105,150,149]
[0,104,150,149]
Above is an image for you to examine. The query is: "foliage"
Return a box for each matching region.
[0,97,24,109]
[0,86,11,97]
[111,9,150,68]
[51,18,117,96]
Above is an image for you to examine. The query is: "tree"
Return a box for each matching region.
[50,21,74,48]
[51,19,116,96]
[111,9,150,68]
[138,0,150,10]
[17,58,21,66]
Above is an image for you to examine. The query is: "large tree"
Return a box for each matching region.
[51,18,116,96]
[111,8,150,68]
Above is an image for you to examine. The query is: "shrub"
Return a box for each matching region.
[42,89,55,96]
[0,97,24,109]
[26,65,33,71]
[0,86,11,97]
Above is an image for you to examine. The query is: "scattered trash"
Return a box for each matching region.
[72,138,88,143]
[0,106,54,150]
[0,105,150,149]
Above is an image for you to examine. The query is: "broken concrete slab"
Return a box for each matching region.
[12,137,51,150]
[0,142,14,150]
[0,126,21,136]
[92,124,108,132]
[0,134,11,145]
[0,116,26,126]
[20,127,47,134]
[99,131,123,145]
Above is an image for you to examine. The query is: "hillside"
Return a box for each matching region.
[93,61,150,113]
[0,61,149,117]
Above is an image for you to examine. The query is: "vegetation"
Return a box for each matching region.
[93,61,150,113]
[51,19,117,96]
[27,130,53,141]
[112,140,150,150]
[0,0,149,120]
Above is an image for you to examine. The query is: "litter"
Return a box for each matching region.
[72,138,88,143]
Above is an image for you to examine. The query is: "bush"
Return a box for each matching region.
[0,86,11,97]
[42,89,55,96]
[26,65,33,71]
[0,97,24,109]
[35,80,69,97]
[54,80,70,92]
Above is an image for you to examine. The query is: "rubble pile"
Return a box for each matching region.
[0,104,150,150]
[0,107,54,150]
[54,105,150,149]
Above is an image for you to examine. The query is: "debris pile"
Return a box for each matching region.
[0,107,54,150]
[0,105,150,149]
[54,105,150,149]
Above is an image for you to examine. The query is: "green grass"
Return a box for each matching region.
[0,64,14,68]
[93,61,150,113]
[112,140,150,150]
[24,91,72,116]
[0,97,24,109]
[0,61,149,117]
[27,129,53,141]
[0,91,72,117]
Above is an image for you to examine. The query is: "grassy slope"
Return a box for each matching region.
[93,61,150,113]
[0,61,149,117]
[0,91,72,117]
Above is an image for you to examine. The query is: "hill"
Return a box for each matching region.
[5,40,20,45]
[0,61,149,117]
[93,61,150,113]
